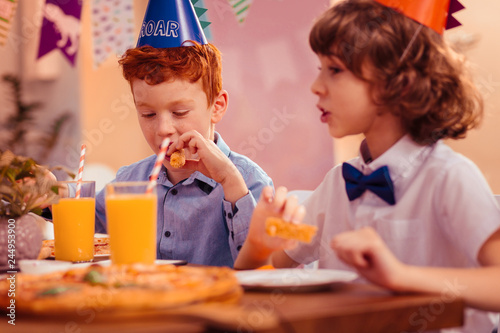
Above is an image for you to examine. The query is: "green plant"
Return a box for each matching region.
[0,150,74,218]
[1,74,71,163]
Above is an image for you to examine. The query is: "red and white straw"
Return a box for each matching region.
[75,144,86,199]
[146,138,170,194]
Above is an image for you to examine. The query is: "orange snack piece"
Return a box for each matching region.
[170,149,186,168]
[265,217,318,243]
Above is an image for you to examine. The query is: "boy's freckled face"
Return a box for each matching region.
[311,54,379,139]
[131,78,213,158]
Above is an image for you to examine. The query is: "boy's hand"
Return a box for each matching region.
[330,227,406,289]
[168,130,248,204]
[239,186,306,264]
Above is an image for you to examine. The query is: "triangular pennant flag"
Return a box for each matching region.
[190,0,212,40]
[227,0,253,24]
[91,0,135,68]
[0,0,18,46]
[446,0,465,30]
[37,0,83,66]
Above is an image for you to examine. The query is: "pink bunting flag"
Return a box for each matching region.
[0,0,18,45]
[91,0,135,68]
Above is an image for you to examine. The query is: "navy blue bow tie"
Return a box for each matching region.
[342,163,395,205]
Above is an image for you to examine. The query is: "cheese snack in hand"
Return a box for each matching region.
[170,149,186,168]
[265,217,317,243]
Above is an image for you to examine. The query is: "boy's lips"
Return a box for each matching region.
[317,105,331,123]
[158,142,173,161]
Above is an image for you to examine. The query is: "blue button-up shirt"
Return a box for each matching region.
[95,133,273,267]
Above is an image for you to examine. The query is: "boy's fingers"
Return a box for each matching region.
[282,195,298,222]
[290,205,306,224]
[273,186,288,213]
[260,186,274,203]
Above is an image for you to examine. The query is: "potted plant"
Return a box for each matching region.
[0,150,71,269]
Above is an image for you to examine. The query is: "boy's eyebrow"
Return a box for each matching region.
[135,99,195,108]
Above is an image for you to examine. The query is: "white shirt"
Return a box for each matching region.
[286,135,500,333]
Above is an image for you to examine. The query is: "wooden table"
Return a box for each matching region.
[1,281,464,333]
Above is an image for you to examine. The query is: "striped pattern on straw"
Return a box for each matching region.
[75,144,86,199]
[146,138,170,194]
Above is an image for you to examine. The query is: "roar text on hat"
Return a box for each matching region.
[140,20,179,39]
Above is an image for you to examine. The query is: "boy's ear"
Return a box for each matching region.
[211,89,228,124]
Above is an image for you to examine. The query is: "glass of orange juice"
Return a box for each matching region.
[52,180,96,262]
[105,182,157,265]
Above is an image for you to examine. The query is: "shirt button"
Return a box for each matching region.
[237,245,242,251]
[164,231,171,237]
[227,212,233,219]
[170,189,178,195]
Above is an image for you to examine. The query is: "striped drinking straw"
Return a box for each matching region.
[75,144,86,199]
[146,138,170,194]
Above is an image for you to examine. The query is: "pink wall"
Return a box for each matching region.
[205,0,334,191]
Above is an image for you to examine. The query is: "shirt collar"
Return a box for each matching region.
[357,134,432,183]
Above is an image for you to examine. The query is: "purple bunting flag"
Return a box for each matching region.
[37,0,83,66]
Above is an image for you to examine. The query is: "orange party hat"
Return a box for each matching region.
[374,0,465,34]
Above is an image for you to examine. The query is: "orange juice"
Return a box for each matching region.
[53,197,95,262]
[105,193,157,264]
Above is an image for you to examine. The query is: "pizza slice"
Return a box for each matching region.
[38,236,110,259]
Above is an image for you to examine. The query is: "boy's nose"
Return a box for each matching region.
[310,76,324,96]
[157,116,175,136]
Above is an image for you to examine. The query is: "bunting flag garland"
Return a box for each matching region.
[37,0,83,66]
[0,0,18,45]
[190,0,212,40]
[91,0,135,68]
[227,0,253,24]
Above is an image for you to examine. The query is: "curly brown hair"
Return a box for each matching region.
[309,0,483,144]
[119,42,222,106]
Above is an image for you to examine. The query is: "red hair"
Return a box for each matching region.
[119,42,222,106]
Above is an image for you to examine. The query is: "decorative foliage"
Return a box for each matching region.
[0,150,70,218]
[0,74,71,164]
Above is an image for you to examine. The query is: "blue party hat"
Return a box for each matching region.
[137,0,208,48]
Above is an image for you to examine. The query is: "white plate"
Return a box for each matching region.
[19,259,187,274]
[19,260,72,275]
[236,269,358,292]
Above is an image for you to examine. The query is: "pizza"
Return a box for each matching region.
[265,217,318,243]
[0,263,242,315]
[38,236,110,259]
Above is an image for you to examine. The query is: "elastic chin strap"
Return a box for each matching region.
[399,24,424,64]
